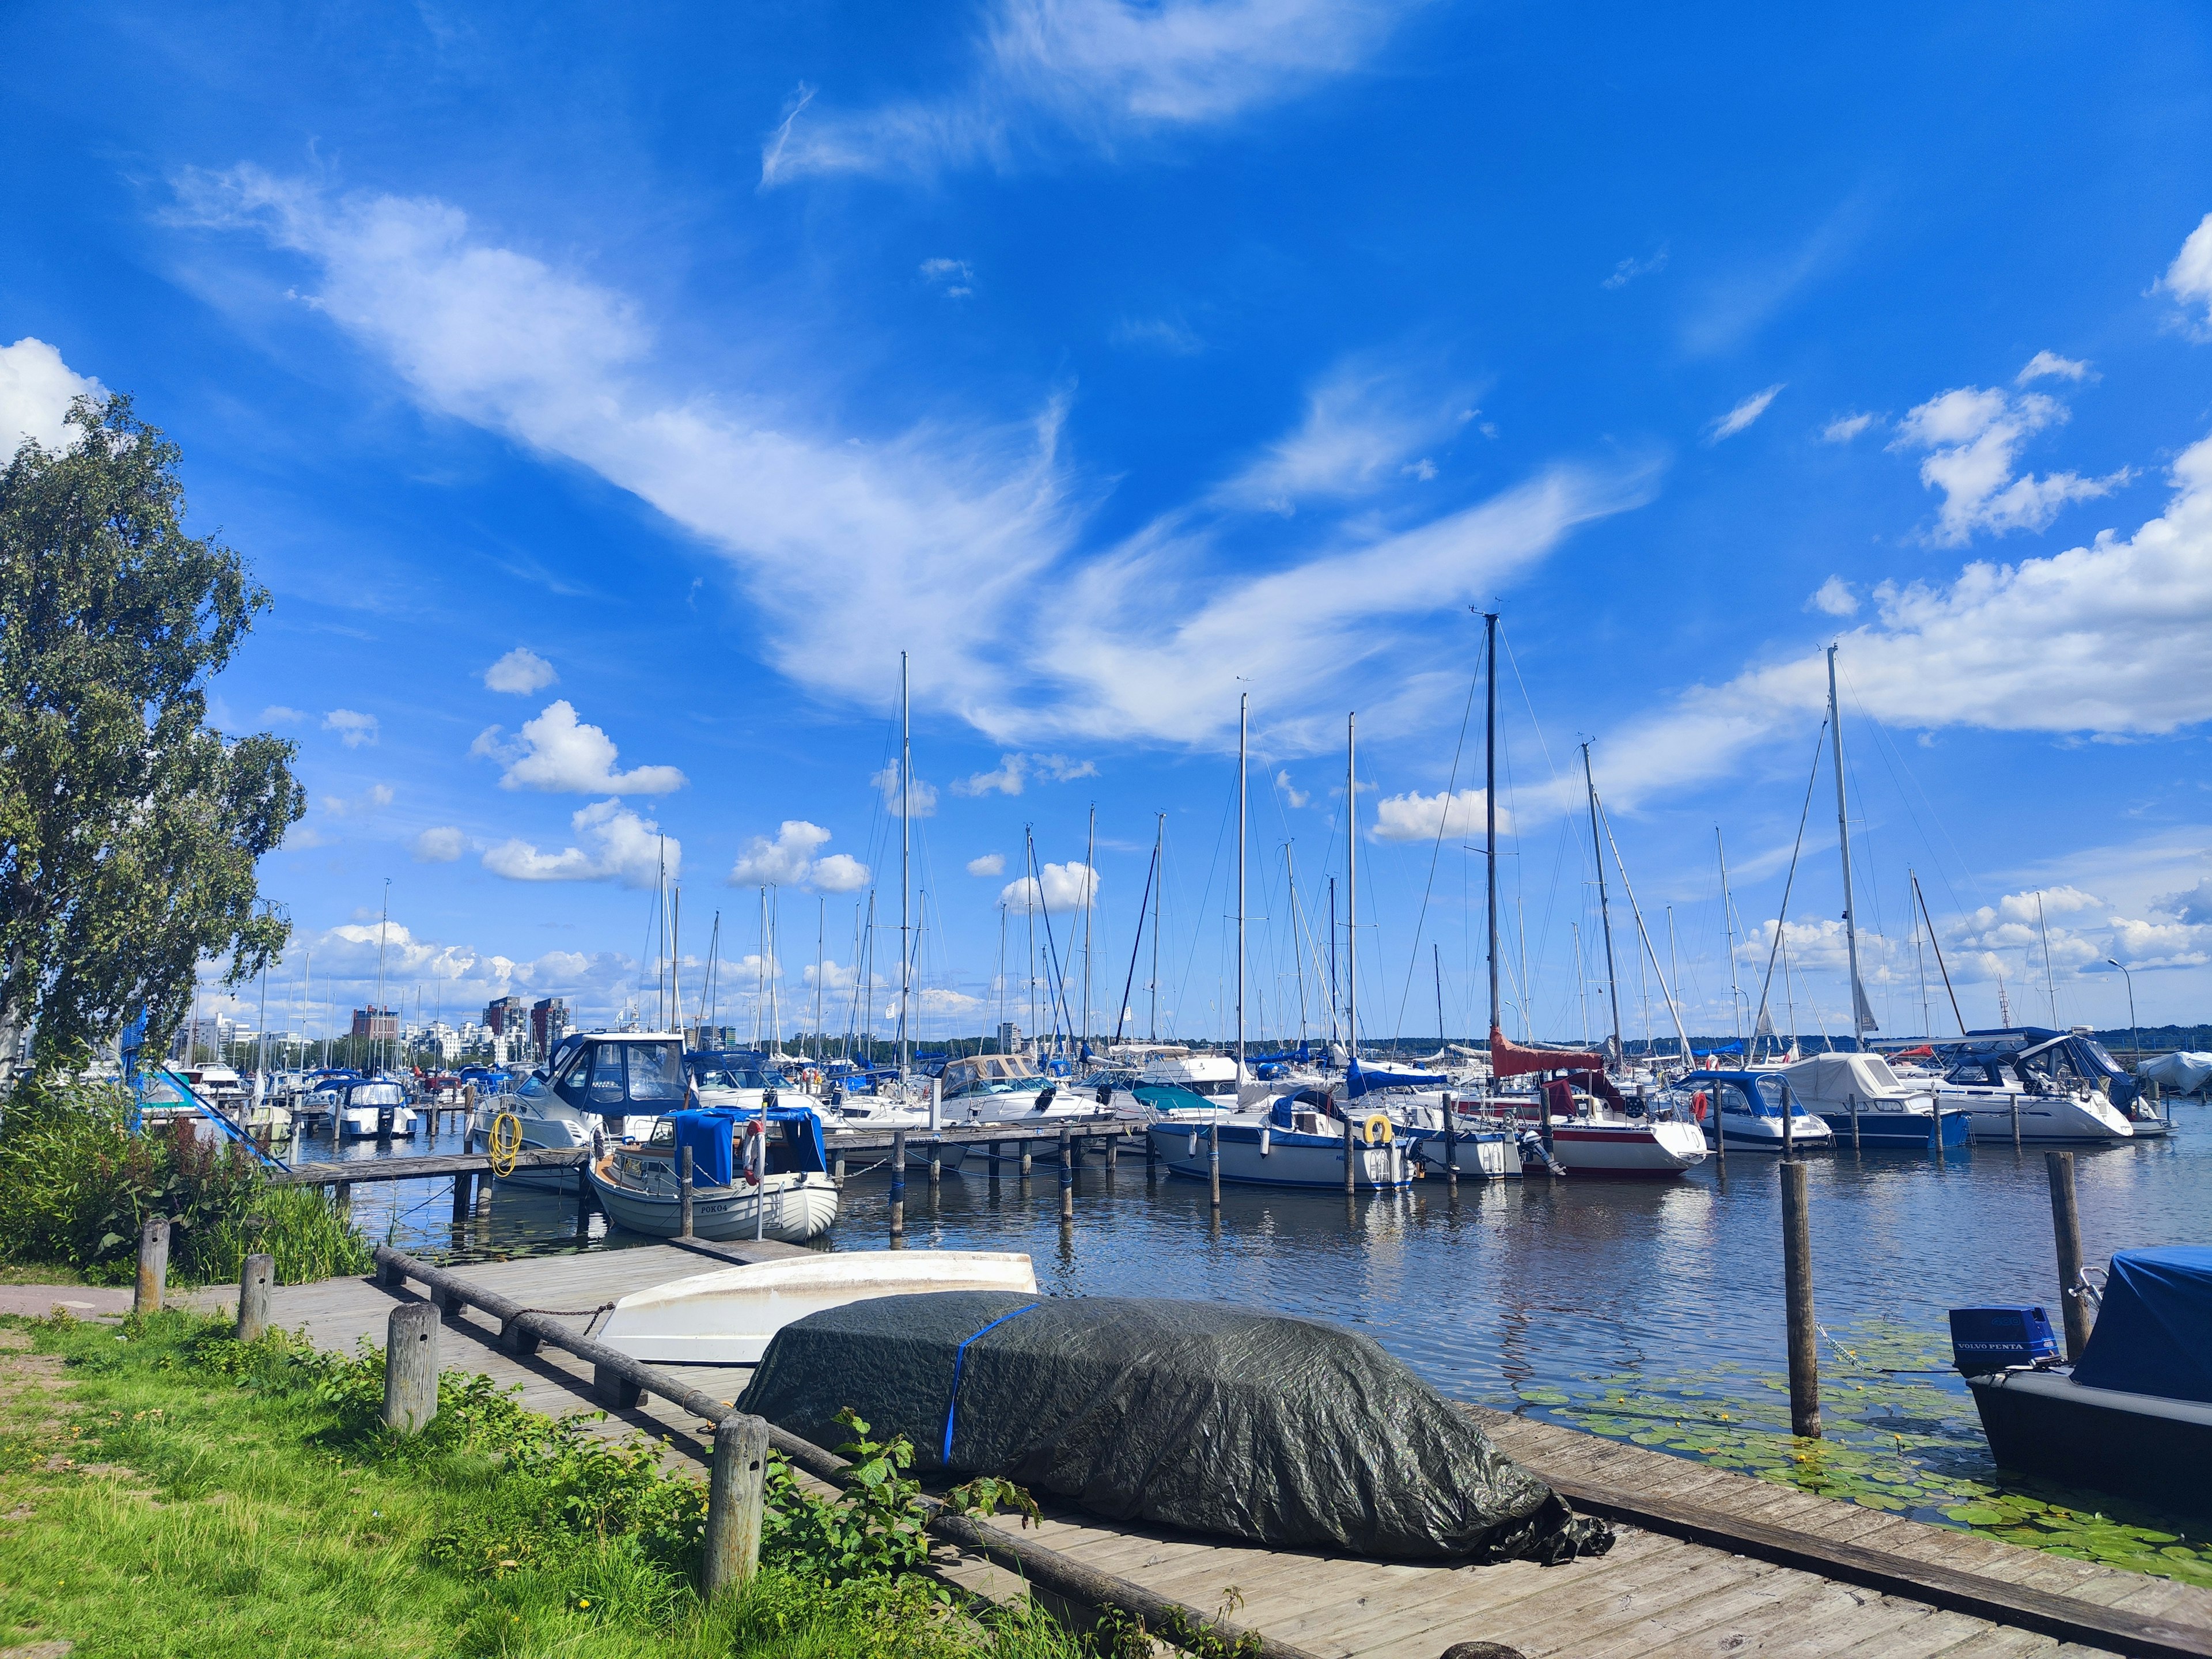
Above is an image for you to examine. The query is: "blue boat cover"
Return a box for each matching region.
[2068,1246,2212,1404]
[671,1108,745,1187]
[1345,1058,1446,1099]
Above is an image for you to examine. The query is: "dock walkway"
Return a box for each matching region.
[232,1250,2212,1658]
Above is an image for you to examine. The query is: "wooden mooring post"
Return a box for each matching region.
[382,1302,439,1433]
[134,1215,169,1316]
[988,1140,1002,1193]
[1058,1127,1075,1222]
[236,1252,273,1342]
[889,1128,907,1243]
[450,1171,471,1230]
[702,1413,769,1599]
[2010,1092,2022,1149]
[2046,1150,2092,1359]
[929,1141,942,1205]
[1209,1121,1221,1209]
[1780,1160,1821,1437]
[678,1145,695,1240]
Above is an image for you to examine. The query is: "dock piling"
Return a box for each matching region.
[134,1215,169,1316]
[833,1151,846,1187]
[1849,1097,1860,1150]
[1779,1160,1821,1438]
[1343,1113,1355,1195]
[2046,1150,2092,1359]
[1105,1132,1118,1184]
[1020,1144,1033,1182]
[929,1141,942,1205]
[702,1412,770,1599]
[889,1128,907,1244]
[381,1303,440,1433]
[1059,1127,1074,1221]
[2010,1092,2022,1149]
[236,1252,272,1342]
[679,1145,695,1240]
[989,1141,1002,1193]
[1209,1122,1221,1209]
[450,1172,471,1230]
[333,1181,351,1222]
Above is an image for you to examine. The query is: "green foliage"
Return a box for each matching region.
[763,1408,937,1583]
[946,1474,1043,1529]
[1523,1319,2212,1588]
[0,392,304,1064]
[0,1082,369,1283]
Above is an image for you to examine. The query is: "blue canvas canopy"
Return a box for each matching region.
[1344,1057,1445,1099]
[2068,1247,2212,1404]
[668,1105,830,1187]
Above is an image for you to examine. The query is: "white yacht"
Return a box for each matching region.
[1936,1043,2136,1144]
[472,1031,690,1187]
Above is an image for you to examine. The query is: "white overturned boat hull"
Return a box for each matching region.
[600,1250,1038,1365]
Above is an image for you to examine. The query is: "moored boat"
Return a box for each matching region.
[1778,1052,1969,1149]
[585,1103,839,1243]
[1674,1069,1835,1154]
[1148,1096,1416,1191]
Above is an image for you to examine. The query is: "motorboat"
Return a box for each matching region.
[1147,1096,1416,1191]
[1471,1079,1709,1175]
[586,1104,840,1243]
[2138,1050,2211,1097]
[1954,1247,2212,1520]
[935,1052,1116,1127]
[1673,1070,1834,1154]
[599,1249,1037,1365]
[1778,1052,1969,1149]
[334,1078,419,1140]
[1935,1033,2138,1144]
[473,1031,690,1188]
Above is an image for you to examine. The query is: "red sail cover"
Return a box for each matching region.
[1489,1029,1607,1079]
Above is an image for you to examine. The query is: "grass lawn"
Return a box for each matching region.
[0,1311,1090,1659]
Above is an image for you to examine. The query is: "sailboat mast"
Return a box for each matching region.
[1717,829,1744,1051]
[814,897,824,1064]
[1827,645,1872,1047]
[1328,876,1338,1044]
[1286,842,1306,1042]
[899,652,911,1075]
[374,877,389,1073]
[1237,694,1248,1084]
[1581,743,1625,1062]
[1083,803,1096,1057]
[1150,813,1164,1041]
[1434,944,1445,1046]
[1345,713,1358,1058]
[1484,611,1500,1043]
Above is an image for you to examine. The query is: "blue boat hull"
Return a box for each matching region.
[1816,1108,1971,1149]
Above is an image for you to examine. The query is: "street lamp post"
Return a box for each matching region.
[2106,959,2139,1067]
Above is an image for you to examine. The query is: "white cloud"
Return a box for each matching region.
[323,709,379,748]
[920,257,974,298]
[2158,877,2212,926]
[956,755,1028,796]
[186,170,1652,754]
[1275,768,1309,807]
[2158,212,2212,331]
[919,986,984,1014]
[760,0,1416,185]
[1806,576,1858,617]
[2017,350,2092,385]
[413,825,467,862]
[728,820,871,891]
[0,338,104,454]
[260,704,307,725]
[1541,429,2212,814]
[1706,384,1784,444]
[804,959,858,991]
[1000,860,1099,912]
[482,798,674,887]
[473,700,686,794]
[1821,412,1876,444]
[1368,787,1502,843]
[872,761,940,817]
[1109,313,1204,355]
[1601,248,1668,290]
[1216,362,1470,512]
[1891,381,2128,546]
[484,646,558,694]
[320,783,395,817]
[967,852,1007,877]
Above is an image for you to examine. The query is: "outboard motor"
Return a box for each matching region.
[1948,1304,2060,1374]
[1517,1127,1565,1176]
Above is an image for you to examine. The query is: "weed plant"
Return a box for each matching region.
[0,1078,370,1285]
[0,1310,1108,1659]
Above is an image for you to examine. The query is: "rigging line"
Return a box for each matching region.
[1391,634,1486,1042]
[1750,719,1830,1047]
[1110,834,1160,1044]
[1838,662,1984,919]
[1171,759,1238,1027]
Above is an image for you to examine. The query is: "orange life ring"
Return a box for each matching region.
[1692,1090,1709,1123]
[741,1119,767,1187]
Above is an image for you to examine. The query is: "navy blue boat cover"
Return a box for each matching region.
[2069,1246,2212,1403]
[670,1109,741,1187]
[740,1290,1613,1562]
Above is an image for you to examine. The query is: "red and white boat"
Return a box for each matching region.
[1455,1035,1707,1177]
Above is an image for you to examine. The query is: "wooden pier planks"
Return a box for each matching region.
[245,1253,2212,1658]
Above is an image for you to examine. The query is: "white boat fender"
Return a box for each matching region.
[1260,1126,1271,1156]
[1187,1131,1199,1156]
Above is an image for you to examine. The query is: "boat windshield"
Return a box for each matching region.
[350,1082,408,1108]
[626,1042,687,1103]
[699,1067,779,1091]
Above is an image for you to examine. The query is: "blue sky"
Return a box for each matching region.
[6,0,2211,1046]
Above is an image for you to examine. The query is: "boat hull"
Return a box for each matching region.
[1547,1120,1709,1175]
[338,1107,419,1140]
[586,1162,840,1243]
[1944,1091,2137,1145]
[1815,1108,1972,1149]
[1404,1128,1513,1178]
[600,1250,1037,1364]
[1966,1368,2212,1521]
[1147,1120,1413,1190]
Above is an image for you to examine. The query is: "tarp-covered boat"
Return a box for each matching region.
[740,1291,1612,1562]
[1959,1246,2212,1518]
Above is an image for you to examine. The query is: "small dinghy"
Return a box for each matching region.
[1955,1247,2212,1519]
[599,1250,1037,1365]
[586,1104,840,1243]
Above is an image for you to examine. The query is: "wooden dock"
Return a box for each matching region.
[221,1249,2212,1659]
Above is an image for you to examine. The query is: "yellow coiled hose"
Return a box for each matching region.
[488,1109,524,1177]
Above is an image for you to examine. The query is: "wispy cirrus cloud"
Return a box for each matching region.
[1706,384,1783,444]
[181,168,1652,755]
[760,0,1420,186]
[1214,361,1474,513]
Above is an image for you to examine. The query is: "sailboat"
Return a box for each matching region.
[1149,700,1416,1191]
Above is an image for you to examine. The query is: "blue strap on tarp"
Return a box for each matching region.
[941,1301,1040,1464]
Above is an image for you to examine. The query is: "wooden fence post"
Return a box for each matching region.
[2046,1150,2092,1360]
[236,1252,273,1342]
[702,1414,770,1600]
[1779,1160,1821,1438]
[134,1216,170,1316]
[382,1302,440,1433]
